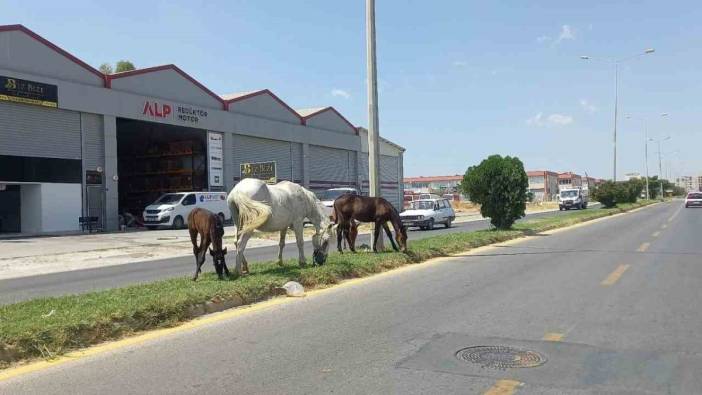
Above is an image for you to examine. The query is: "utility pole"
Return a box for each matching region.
[613,63,619,181]
[644,127,650,200]
[366,0,383,250]
[657,140,663,199]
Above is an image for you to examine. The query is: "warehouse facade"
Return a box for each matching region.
[0,25,404,234]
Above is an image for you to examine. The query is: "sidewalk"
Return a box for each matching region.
[0,207,560,281]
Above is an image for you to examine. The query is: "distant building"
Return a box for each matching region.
[558,172,582,190]
[403,175,463,194]
[527,170,559,201]
[625,172,641,180]
[676,176,700,192]
[583,176,599,189]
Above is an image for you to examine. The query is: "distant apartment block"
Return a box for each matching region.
[527,170,559,201]
[403,175,463,194]
[676,176,701,192]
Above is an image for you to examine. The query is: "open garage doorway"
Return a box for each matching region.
[0,185,21,233]
[116,119,208,220]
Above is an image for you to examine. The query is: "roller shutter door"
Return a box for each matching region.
[232,135,301,182]
[0,101,81,159]
[380,155,400,209]
[359,153,369,195]
[309,145,354,189]
[81,113,104,172]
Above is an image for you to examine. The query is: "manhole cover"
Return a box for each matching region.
[456,345,547,369]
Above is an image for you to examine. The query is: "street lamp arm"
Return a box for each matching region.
[581,49,655,64]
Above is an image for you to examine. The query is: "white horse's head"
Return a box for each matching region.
[311,200,335,265]
[312,222,335,265]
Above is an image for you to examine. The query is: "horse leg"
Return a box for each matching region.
[372,222,382,253]
[193,236,209,281]
[235,232,252,276]
[382,222,399,252]
[337,223,346,253]
[292,222,307,267]
[277,229,287,266]
[189,229,200,278]
[346,223,357,253]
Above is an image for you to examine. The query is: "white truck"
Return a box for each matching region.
[558,187,589,210]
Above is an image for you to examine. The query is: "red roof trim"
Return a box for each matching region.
[403,175,463,183]
[527,170,559,177]
[0,24,105,83]
[106,64,225,109]
[300,107,358,135]
[224,89,303,123]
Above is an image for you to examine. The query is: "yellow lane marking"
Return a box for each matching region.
[484,379,522,395]
[601,264,631,286]
[0,203,659,383]
[652,231,661,238]
[542,332,564,341]
[637,242,650,252]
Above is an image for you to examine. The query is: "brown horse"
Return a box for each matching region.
[188,208,230,280]
[333,195,407,253]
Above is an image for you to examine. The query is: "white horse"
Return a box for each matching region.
[227,178,334,275]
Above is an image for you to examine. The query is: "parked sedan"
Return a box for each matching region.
[400,198,455,230]
[685,192,702,208]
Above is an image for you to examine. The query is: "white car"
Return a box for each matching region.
[316,187,358,218]
[684,192,702,208]
[143,192,231,229]
[400,198,455,230]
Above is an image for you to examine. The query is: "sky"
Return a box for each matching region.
[2,0,701,179]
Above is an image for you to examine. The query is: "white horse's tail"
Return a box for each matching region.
[229,191,272,236]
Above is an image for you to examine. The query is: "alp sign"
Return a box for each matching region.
[142,101,171,118]
[142,100,208,124]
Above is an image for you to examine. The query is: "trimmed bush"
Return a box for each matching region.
[460,155,528,229]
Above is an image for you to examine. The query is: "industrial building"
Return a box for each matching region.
[0,25,404,234]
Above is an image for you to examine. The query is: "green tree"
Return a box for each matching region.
[592,181,619,208]
[98,63,113,75]
[592,180,642,207]
[115,60,136,73]
[460,155,528,229]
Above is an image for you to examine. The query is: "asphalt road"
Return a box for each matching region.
[4,201,702,394]
[0,207,593,304]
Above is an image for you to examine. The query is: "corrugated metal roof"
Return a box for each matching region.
[296,107,328,117]
[220,90,265,101]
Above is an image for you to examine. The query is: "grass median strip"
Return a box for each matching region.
[0,201,654,368]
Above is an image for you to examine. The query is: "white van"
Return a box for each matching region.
[143,192,231,229]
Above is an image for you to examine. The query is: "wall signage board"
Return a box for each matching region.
[142,100,209,124]
[240,161,276,184]
[207,132,224,187]
[0,76,58,108]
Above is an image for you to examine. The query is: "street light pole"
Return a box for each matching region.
[581,48,654,181]
[658,140,663,198]
[651,135,671,199]
[613,63,619,182]
[626,112,667,200]
[644,121,650,200]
